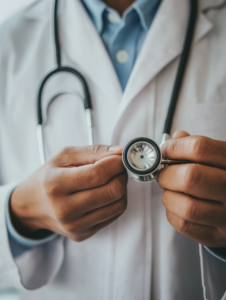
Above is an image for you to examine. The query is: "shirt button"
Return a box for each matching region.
[108,12,117,23]
[116,50,129,64]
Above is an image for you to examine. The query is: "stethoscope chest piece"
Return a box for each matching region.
[122,138,162,183]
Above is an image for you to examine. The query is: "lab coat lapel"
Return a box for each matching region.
[112,0,213,136]
[60,0,122,103]
[200,0,226,11]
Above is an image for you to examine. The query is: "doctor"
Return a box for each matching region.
[0,0,226,299]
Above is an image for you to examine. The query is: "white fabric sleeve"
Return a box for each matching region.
[200,245,226,300]
[5,189,57,253]
[0,182,65,290]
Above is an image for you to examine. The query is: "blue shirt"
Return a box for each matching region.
[6,0,226,263]
[82,0,162,90]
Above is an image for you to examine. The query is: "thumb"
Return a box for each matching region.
[161,130,191,159]
[172,130,191,139]
[52,145,124,167]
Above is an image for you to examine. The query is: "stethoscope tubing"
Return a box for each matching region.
[36,0,93,164]
[37,67,92,125]
[36,0,198,167]
[162,0,198,136]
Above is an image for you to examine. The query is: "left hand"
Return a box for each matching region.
[158,130,226,248]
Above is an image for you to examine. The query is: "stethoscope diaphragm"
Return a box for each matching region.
[122,137,191,182]
[122,138,162,183]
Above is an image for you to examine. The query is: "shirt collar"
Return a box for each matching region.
[81,0,162,33]
[132,0,163,31]
[81,0,106,33]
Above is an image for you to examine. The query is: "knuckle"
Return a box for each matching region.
[52,147,76,167]
[183,198,196,221]
[43,168,64,198]
[189,136,209,160]
[115,197,127,214]
[72,233,92,243]
[177,218,192,235]
[62,220,83,234]
[183,164,202,194]
[162,190,170,206]
[44,177,61,198]
[84,194,95,207]
[109,179,125,201]
[56,147,74,164]
[90,144,103,155]
[89,165,105,186]
[60,147,74,157]
[71,221,84,233]
[53,204,68,222]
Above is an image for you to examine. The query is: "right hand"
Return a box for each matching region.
[10,145,128,242]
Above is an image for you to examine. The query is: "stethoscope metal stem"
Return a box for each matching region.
[85,109,94,146]
[161,159,192,166]
[36,109,93,165]
[37,125,45,165]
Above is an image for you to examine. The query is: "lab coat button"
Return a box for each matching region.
[116,50,129,63]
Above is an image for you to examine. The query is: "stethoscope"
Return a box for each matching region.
[37,0,198,182]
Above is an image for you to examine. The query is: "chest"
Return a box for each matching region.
[1,9,226,183]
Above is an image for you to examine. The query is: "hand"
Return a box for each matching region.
[10,145,128,242]
[158,131,226,248]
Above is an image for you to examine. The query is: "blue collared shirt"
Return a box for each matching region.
[82,0,162,90]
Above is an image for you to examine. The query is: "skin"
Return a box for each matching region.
[12,132,226,247]
[11,145,128,242]
[158,131,226,248]
[102,0,136,15]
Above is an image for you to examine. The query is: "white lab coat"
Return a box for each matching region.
[0,0,226,299]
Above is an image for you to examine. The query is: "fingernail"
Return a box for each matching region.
[109,145,124,152]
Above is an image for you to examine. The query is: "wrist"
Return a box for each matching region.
[10,184,45,237]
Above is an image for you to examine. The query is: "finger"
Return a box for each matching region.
[162,190,224,227]
[158,163,226,202]
[166,210,220,247]
[161,135,226,170]
[68,215,121,242]
[172,130,190,139]
[62,193,127,234]
[48,155,126,194]
[55,173,128,218]
[51,144,124,167]
[89,214,121,232]
[82,192,127,229]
